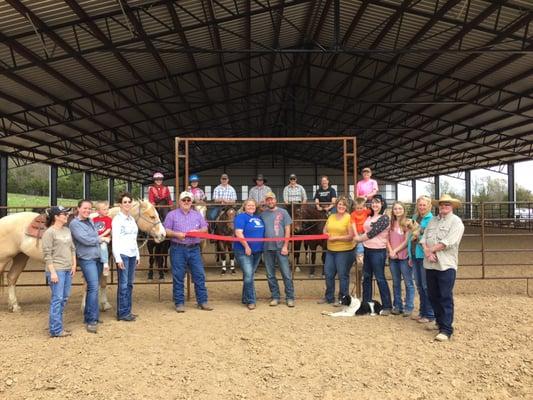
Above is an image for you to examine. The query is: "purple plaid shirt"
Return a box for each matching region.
[163,208,207,245]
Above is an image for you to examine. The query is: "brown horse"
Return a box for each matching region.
[293,204,328,277]
[0,200,165,312]
[214,206,237,274]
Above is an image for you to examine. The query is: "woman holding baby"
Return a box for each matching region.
[354,195,392,315]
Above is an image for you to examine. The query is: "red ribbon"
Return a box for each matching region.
[185,231,329,242]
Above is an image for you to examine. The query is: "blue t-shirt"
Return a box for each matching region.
[233,212,265,253]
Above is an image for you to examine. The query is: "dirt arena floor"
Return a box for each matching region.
[1,226,532,399]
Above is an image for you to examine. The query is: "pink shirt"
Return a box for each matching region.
[389,221,408,259]
[363,215,389,249]
[356,179,378,198]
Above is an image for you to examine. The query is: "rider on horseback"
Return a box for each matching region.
[188,174,206,205]
[148,172,173,207]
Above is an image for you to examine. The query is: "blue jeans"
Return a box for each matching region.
[426,268,456,336]
[389,258,415,313]
[46,270,72,336]
[362,248,392,309]
[78,258,102,325]
[412,258,435,319]
[99,242,109,264]
[324,250,354,303]
[235,251,262,304]
[170,244,208,305]
[117,255,137,319]
[207,206,221,223]
[264,250,295,301]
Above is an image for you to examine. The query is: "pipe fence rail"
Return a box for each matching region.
[1,201,532,300]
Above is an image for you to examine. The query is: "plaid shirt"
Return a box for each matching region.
[283,184,307,203]
[248,185,272,203]
[213,184,237,202]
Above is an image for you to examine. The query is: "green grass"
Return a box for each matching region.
[7,193,79,210]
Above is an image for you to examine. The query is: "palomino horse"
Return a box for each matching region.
[146,199,171,280]
[0,200,165,312]
[214,206,237,274]
[292,204,328,277]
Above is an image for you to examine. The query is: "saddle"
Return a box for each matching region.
[25,214,47,239]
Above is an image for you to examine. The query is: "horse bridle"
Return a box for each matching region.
[134,202,163,230]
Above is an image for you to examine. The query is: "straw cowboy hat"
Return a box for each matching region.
[431,194,461,208]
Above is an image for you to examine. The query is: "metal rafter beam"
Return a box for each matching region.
[3,0,173,164]
[203,0,235,128]
[64,0,185,134]
[166,1,218,122]
[1,0,310,75]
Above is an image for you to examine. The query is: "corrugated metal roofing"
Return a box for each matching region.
[0,0,532,182]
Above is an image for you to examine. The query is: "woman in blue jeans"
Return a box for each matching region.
[42,205,76,337]
[318,197,355,305]
[407,195,435,323]
[354,195,392,315]
[234,199,265,310]
[112,193,139,321]
[387,201,414,316]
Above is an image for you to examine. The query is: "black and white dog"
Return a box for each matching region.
[322,295,383,317]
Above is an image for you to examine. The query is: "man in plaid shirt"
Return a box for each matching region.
[207,173,237,229]
[283,174,307,210]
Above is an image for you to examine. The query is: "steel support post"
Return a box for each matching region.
[83,172,91,199]
[49,165,58,207]
[0,154,7,217]
[108,177,114,205]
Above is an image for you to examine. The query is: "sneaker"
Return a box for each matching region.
[287,300,295,308]
[52,330,72,338]
[158,274,165,280]
[417,317,432,323]
[117,314,136,322]
[309,274,315,278]
[381,309,391,316]
[86,324,97,334]
[425,322,439,331]
[402,311,413,318]
[269,299,279,307]
[175,304,186,313]
[411,314,422,321]
[198,303,214,311]
[147,274,153,281]
[333,302,343,308]
[391,309,401,315]
[247,304,256,310]
[435,333,450,342]
[316,298,332,305]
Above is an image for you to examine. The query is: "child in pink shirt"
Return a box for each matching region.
[387,201,414,316]
[356,167,378,201]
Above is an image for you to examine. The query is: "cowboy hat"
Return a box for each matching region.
[253,174,268,184]
[431,194,461,208]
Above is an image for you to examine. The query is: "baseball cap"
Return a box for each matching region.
[289,173,297,179]
[179,191,194,200]
[49,205,71,217]
[265,192,276,200]
[362,167,371,173]
[220,173,229,179]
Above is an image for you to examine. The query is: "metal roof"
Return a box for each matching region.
[0,0,532,182]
